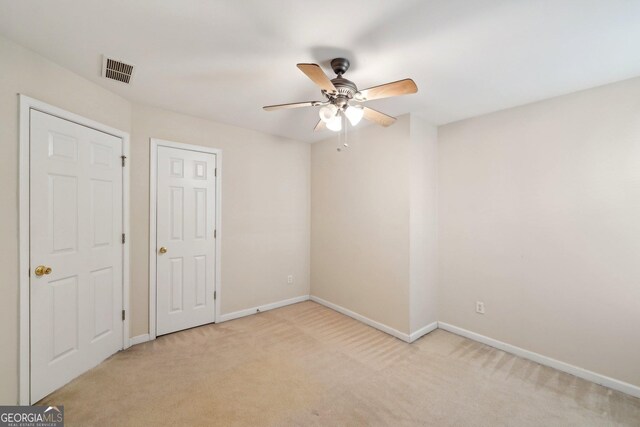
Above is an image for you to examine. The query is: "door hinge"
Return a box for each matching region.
[121,155,127,167]
[214,291,217,300]
[122,233,126,244]
[214,168,217,177]
[122,310,126,321]
[214,229,216,239]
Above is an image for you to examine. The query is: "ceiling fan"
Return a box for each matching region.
[263,58,418,132]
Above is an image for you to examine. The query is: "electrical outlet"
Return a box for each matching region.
[476,301,485,314]
[287,275,293,284]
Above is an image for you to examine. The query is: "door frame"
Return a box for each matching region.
[148,138,222,340]
[18,95,131,405]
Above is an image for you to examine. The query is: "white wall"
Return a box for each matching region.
[130,104,310,336]
[0,35,132,404]
[438,77,640,387]
[311,116,411,334]
[409,115,439,332]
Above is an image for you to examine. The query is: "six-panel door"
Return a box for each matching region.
[30,110,123,403]
[156,146,216,335]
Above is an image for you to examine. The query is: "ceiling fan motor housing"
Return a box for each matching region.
[331,76,358,99]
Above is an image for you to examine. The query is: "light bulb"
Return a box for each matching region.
[326,115,342,132]
[344,105,364,126]
[318,104,338,123]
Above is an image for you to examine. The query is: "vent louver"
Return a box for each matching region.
[102,57,134,84]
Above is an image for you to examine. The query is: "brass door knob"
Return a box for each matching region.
[34,265,52,277]
[159,247,168,254]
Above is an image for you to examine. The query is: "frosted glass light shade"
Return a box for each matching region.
[319,104,338,123]
[326,115,342,132]
[344,105,364,126]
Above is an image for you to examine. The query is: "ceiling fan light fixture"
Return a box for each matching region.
[319,104,338,123]
[345,105,364,126]
[326,114,342,132]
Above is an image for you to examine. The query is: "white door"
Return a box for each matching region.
[156,146,216,335]
[30,110,123,403]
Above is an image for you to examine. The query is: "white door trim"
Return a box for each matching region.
[18,95,131,405]
[148,138,222,340]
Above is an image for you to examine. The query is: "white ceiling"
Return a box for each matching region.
[2,0,640,142]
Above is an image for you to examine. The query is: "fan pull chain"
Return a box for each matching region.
[337,114,342,152]
[337,111,343,151]
[337,111,349,152]
[344,115,349,149]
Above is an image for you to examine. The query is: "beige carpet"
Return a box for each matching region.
[40,301,640,426]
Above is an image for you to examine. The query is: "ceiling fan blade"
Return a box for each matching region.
[263,101,321,111]
[363,107,396,127]
[297,63,337,93]
[358,79,418,101]
[314,120,326,131]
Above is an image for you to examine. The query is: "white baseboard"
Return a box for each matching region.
[128,333,150,347]
[438,322,640,399]
[310,295,412,342]
[217,295,310,323]
[409,321,438,343]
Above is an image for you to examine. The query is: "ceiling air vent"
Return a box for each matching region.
[102,56,134,84]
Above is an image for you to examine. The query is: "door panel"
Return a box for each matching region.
[50,276,79,360]
[30,110,123,403]
[156,146,216,335]
[91,267,114,340]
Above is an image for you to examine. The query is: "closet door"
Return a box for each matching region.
[30,110,123,403]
